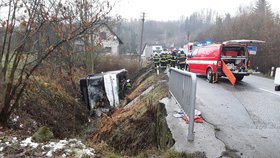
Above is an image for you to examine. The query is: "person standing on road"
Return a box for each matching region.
[171,50,177,68]
[160,52,167,69]
[152,52,160,68]
[167,51,172,67]
[177,50,187,70]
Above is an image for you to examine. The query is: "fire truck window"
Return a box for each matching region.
[240,47,246,56]
[192,49,199,57]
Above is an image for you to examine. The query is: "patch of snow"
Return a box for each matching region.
[12,116,19,122]
[65,149,72,153]
[70,143,75,148]
[5,142,11,146]
[20,124,23,128]
[11,137,96,157]
[68,139,78,143]
[43,140,66,151]
[46,150,53,157]
[20,137,32,147]
[20,137,39,148]
[73,148,95,157]
[83,148,95,156]
[0,146,4,152]
[43,139,69,157]
[12,137,18,143]
[59,140,68,144]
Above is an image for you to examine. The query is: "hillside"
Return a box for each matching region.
[0,64,206,157]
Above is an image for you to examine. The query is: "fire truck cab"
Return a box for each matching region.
[186,40,265,83]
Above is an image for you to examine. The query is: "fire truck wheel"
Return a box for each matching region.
[206,68,213,83]
[275,85,280,91]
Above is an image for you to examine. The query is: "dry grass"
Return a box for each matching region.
[11,75,89,138]
[122,72,156,105]
[88,70,172,156]
[94,55,141,79]
[162,150,206,158]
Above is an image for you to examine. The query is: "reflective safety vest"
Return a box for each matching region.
[153,55,160,63]
[160,54,167,62]
[126,82,132,88]
[167,54,172,62]
[171,55,177,62]
[178,53,186,64]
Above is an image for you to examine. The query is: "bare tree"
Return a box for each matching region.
[0,0,112,126]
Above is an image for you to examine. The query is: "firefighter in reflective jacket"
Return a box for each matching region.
[167,51,172,67]
[153,52,160,68]
[177,50,186,70]
[170,50,177,68]
[160,52,167,69]
[126,79,132,89]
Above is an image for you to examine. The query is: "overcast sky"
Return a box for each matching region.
[112,0,280,21]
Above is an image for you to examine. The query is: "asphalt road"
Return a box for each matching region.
[196,75,280,158]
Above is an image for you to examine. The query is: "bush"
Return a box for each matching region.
[32,126,54,142]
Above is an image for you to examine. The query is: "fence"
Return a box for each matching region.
[168,67,197,141]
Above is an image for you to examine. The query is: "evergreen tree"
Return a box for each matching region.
[253,0,272,16]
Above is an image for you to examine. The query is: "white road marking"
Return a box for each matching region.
[259,88,280,97]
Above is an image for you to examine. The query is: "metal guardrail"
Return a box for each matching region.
[169,67,197,141]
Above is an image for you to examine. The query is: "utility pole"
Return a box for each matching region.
[139,12,145,63]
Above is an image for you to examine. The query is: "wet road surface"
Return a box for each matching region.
[196,75,280,158]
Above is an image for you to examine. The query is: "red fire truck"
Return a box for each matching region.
[186,40,265,85]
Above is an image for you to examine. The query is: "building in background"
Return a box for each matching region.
[75,23,123,56]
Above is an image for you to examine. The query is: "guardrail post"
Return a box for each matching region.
[187,73,196,141]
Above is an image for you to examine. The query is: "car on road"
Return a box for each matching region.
[186,40,265,83]
[275,67,280,91]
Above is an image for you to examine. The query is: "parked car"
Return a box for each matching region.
[275,67,280,91]
[186,40,265,83]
